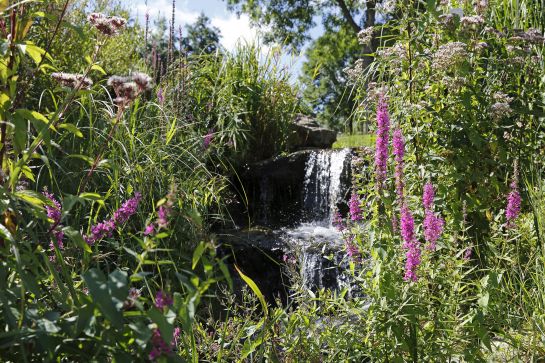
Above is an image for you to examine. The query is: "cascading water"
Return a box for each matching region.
[285,148,353,291]
[302,149,350,224]
[221,147,358,302]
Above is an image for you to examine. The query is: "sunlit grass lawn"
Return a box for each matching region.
[333,133,375,148]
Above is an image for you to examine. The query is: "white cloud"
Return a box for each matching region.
[133,1,260,51]
[211,14,261,51]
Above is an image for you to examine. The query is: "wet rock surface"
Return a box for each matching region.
[219,148,366,302]
[289,114,337,149]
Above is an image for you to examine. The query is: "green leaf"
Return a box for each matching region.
[12,112,27,152]
[0,223,14,242]
[63,226,92,253]
[14,189,50,208]
[192,242,206,270]
[59,123,83,138]
[17,42,46,65]
[147,308,173,343]
[14,109,52,144]
[91,64,106,75]
[75,303,95,336]
[234,265,268,315]
[79,192,104,206]
[107,269,128,310]
[82,269,124,329]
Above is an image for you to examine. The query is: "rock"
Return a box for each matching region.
[216,228,288,306]
[290,114,337,149]
[232,150,314,228]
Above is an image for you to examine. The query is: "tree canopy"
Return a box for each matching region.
[224,0,382,132]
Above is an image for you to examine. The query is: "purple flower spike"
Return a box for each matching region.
[400,205,421,282]
[421,183,444,251]
[506,161,521,228]
[400,205,415,249]
[203,129,214,150]
[344,234,360,261]
[148,326,181,361]
[463,247,472,260]
[404,240,421,282]
[155,290,173,309]
[423,213,444,251]
[506,189,521,227]
[113,192,142,224]
[423,183,435,211]
[349,192,363,221]
[333,210,346,231]
[144,223,155,236]
[43,192,62,225]
[85,193,142,245]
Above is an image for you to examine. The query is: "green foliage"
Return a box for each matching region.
[358,0,545,235]
[161,42,301,166]
[182,13,221,55]
[301,25,362,131]
[332,133,375,148]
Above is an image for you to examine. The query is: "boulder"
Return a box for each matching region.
[290,114,337,149]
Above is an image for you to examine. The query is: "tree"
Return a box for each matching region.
[224,0,383,133]
[300,25,362,132]
[183,13,221,55]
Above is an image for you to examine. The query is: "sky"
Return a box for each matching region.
[129,0,313,79]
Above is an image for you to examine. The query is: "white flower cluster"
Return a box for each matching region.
[461,15,484,28]
[108,72,153,107]
[358,27,374,46]
[490,102,513,121]
[490,92,514,121]
[509,28,545,44]
[88,13,127,36]
[343,59,366,83]
[377,43,406,73]
[51,72,93,90]
[432,42,468,71]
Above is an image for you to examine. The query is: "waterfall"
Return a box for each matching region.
[302,148,351,225]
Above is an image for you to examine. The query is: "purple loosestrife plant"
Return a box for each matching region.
[344,234,361,261]
[145,188,176,236]
[43,191,62,225]
[149,326,181,361]
[155,290,173,309]
[404,239,422,282]
[374,96,390,191]
[422,183,434,210]
[506,161,521,227]
[333,210,346,231]
[43,192,65,260]
[392,129,405,202]
[144,224,155,236]
[400,205,415,249]
[85,193,142,245]
[464,246,472,260]
[203,129,214,150]
[422,183,444,251]
[423,213,445,251]
[349,192,363,221]
[400,205,421,281]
